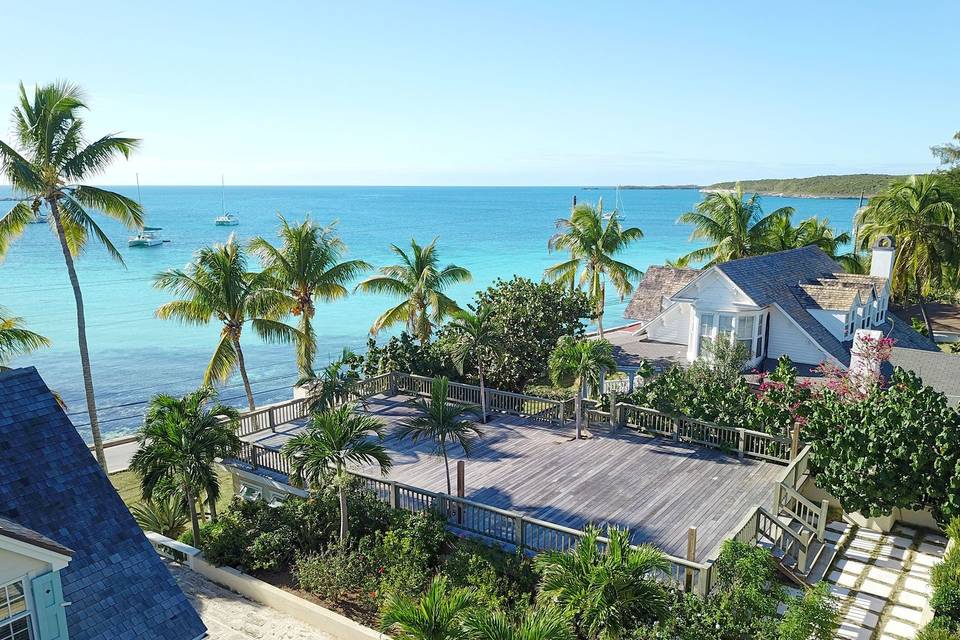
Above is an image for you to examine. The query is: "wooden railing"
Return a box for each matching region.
[730,505,813,574]
[233,398,310,437]
[616,402,793,464]
[775,482,829,541]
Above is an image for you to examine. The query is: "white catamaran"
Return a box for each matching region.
[127,174,165,247]
[214,176,239,226]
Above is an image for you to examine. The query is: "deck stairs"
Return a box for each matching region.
[758,510,852,587]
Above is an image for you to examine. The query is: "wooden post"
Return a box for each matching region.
[390,482,399,509]
[267,408,276,433]
[514,514,525,551]
[817,499,830,541]
[684,527,697,591]
[790,423,801,460]
[736,428,745,459]
[456,461,465,525]
[628,369,635,393]
[609,390,618,428]
[772,481,783,513]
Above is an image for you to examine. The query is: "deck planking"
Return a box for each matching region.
[246,394,782,560]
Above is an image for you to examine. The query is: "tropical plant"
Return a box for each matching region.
[535,526,669,640]
[676,184,794,266]
[545,199,643,338]
[130,497,190,539]
[0,82,143,470]
[355,238,472,344]
[300,348,364,412]
[130,387,241,545]
[280,404,391,540]
[154,235,300,410]
[855,175,957,338]
[363,332,456,379]
[462,607,573,640]
[380,575,475,640]
[250,216,370,378]
[0,306,50,369]
[933,131,960,167]
[548,336,617,439]
[446,305,500,423]
[397,376,482,494]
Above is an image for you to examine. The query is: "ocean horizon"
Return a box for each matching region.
[0,185,859,443]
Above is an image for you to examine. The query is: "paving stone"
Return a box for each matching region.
[896,589,929,609]
[835,558,869,574]
[880,617,919,638]
[859,579,894,598]
[888,604,922,622]
[904,576,933,595]
[912,552,940,568]
[867,566,900,585]
[840,590,887,613]
[925,533,948,546]
[836,622,874,640]
[884,534,914,549]
[872,556,904,571]
[844,548,874,563]
[825,530,844,544]
[827,520,849,533]
[828,570,859,588]
[918,541,946,555]
[843,605,879,629]
[892,525,917,537]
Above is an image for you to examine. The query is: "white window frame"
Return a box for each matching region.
[696,310,767,362]
[0,578,33,640]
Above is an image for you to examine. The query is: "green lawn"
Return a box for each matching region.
[108,466,236,512]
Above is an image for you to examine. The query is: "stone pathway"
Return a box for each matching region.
[165,559,339,640]
[822,522,947,640]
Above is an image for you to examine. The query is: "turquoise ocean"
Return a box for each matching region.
[0,186,859,443]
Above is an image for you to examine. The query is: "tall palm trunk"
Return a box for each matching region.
[297,307,315,379]
[185,483,201,546]
[574,381,583,439]
[338,483,350,541]
[916,274,936,340]
[442,442,452,495]
[208,493,218,523]
[478,366,487,424]
[49,199,107,470]
[232,335,256,411]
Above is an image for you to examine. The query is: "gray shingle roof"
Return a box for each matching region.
[0,515,73,557]
[0,367,205,640]
[714,246,935,364]
[792,283,860,310]
[886,346,960,403]
[625,266,700,322]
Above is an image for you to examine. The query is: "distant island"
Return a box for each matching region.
[586,174,907,199]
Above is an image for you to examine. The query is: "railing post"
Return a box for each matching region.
[772,481,783,514]
[797,531,810,573]
[736,428,745,459]
[456,461,465,526]
[672,416,680,442]
[790,423,801,460]
[608,391,619,428]
[390,481,399,509]
[388,372,398,396]
[817,499,829,541]
[697,563,711,596]
[514,514,526,551]
[684,526,697,592]
[267,409,276,433]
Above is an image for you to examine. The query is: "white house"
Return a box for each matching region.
[625,237,937,370]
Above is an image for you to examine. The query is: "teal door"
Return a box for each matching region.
[30,572,69,640]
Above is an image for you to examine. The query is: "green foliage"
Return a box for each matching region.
[919,618,960,640]
[379,511,451,597]
[710,540,783,637]
[442,540,537,616]
[380,575,475,640]
[778,583,838,640]
[932,544,960,627]
[708,174,904,198]
[248,526,297,571]
[130,498,190,539]
[464,277,592,391]
[0,306,50,368]
[363,332,456,378]
[805,367,960,522]
[295,536,383,602]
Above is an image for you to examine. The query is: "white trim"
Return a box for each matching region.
[771,302,845,368]
[0,534,71,571]
[669,265,760,308]
[632,302,679,336]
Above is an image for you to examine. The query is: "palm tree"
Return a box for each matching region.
[130,498,190,539]
[355,238,471,344]
[397,377,482,495]
[545,199,643,338]
[0,82,143,470]
[154,235,300,411]
[548,336,617,439]
[280,404,391,541]
[855,175,957,338]
[250,216,370,378]
[462,608,573,640]
[676,184,794,267]
[535,526,669,640]
[381,575,474,640]
[130,387,241,545]
[447,305,499,423]
[0,306,50,369]
[300,348,363,412]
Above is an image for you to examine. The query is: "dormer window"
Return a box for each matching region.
[844,312,855,339]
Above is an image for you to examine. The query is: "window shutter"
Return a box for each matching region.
[30,571,69,640]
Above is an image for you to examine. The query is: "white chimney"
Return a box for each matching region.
[870,236,896,281]
[850,329,883,389]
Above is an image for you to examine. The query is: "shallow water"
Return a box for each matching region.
[0,186,858,441]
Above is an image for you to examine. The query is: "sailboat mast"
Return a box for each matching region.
[221,175,225,215]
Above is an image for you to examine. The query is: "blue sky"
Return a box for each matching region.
[1,1,957,186]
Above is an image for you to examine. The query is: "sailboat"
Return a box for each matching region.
[128,174,165,247]
[214,175,239,226]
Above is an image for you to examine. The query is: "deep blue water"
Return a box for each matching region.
[0,186,859,441]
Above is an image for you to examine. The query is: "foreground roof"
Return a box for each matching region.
[625,266,701,322]
[0,515,73,557]
[0,367,205,640]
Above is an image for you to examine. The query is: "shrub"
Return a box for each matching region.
[378,510,450,597]
[779,583,838,640]
[362,332,455,378]
[248,526,297,571]
[131,498,189,539]
[442,540,536,615]
[918,619,960,640]
[933,585,960,624]
[201,519,250,569]
[294,537,382,600]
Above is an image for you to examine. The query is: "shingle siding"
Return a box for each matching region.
[0,367,205,640]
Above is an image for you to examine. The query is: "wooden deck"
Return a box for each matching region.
[245,394,782,560]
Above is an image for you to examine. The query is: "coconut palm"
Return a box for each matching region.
[548,336,617,439]
[462,608,574,640]
[130,387,241,545]
[381,575,475,640]
[676,184,794,267]
[0,82,142,470]
[154,235,300,410]
[535,526,669,640]
[397,376,482,495]
[0,306,50,369]
[855,175,957,338]
[355,238,471,344]
[545,199,643,338]
[281,404,391,541]
[250,216,370,378]
[447,305,500,423]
